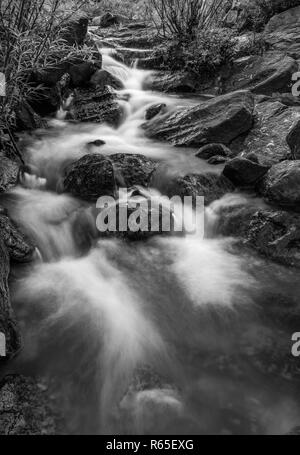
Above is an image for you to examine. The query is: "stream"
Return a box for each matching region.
[1,48,300,435]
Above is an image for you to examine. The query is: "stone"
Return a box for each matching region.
[143,71,196,93]
[286,118,300,158]
[196,143,232,160]
[0,157,19,193]
[90,69,124,90]
[15,102,47,131]
[60,15,88,45]
[222,157,270,187]
[0,213,35,262]
[145,103,167,121]
[142,90,254,147]
[207,155,229,165]
[258,160,300,210]
[265,6,300,59]
[111,153,158,188]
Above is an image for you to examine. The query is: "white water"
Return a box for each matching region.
[2,50,300,435]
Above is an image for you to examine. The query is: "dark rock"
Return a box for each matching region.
[99,12,123,28]
[0,238,21,359]
[0,213,35,262]
[223,157,270,187]
[145,103,167,121]
[224,53,298,95]
[242,101,300,165]
[111,153,158,188]
[286,118,300,158]
[30,86,61,116]
[143,71,196,93]
[69,61,98,87]
[63,154,115,201]
[207,156,229,165]
[0,375,56,435]
[68,87,123,127]
[265,6,300,59]
[87,139,106,148]
[161,173,234,206]
[142,90,254,147]
[60,15,88,45]
[15,102,47,131]
[0,157,19,193]
[90,69,124,90]
[258,160,300,210]
[196,143,232,160]
[137,55,164,70]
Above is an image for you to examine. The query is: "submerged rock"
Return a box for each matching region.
[67,87,123,127]
[258,160,300,210]
[142,90,254,147]
[0,375,56,435]
[223,157,270,187]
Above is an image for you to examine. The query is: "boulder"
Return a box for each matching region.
[142,90,254,147]
[160,173,234,206]
[15,102,47,131]
[63,153,157,201]
[0,238,21,359]
[207,155,229,165]
[67,87,123,127]
[0,212,35,262]
[143,71,196,93]
[90,69,124,90]
[217,205,300,268]
[60,15,88,45]
[223,53,298,95]
[241,101,300,165]
[0,157,19,193]
[87,139,106,148]
[286,119,300,158]
[69,61,99,87]
[99,12,123,28]
[196,143,232,160]
[222,157,270,187]
[0,375,56,435]
[145,103,167,121]
[265,6,300,59]
[258,160,300,210]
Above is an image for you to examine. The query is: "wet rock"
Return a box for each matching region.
[258,160,300,210]
[87,139,106,148]
[241,101,300,165]
[68,86,123,127]
[142,90,254,147]
[15,102,47,131]
[0,212,35,262]
[223,157,270,187]
[0,375,56,435]
[162,173,234,206]
[207,156,229,165]
[63,154,115,201]
[217,204,300,268]
[69,61,99,87]
[224,53,298,95]
[111,153,158,188]
[196,143,232,160]
[143,71,196,93]
[145,103,167,121]
[265,6,300,59]
[98,12,124,28]
[0,157,19,193]
[90,69,124,90]
[30,86,61,116]
[0,238,21,359]
[286,119,300,158]
[137,55,164,70]
[60,15,88,45]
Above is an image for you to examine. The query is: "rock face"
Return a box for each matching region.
[259,160,300,210]
[0,375,56,435]
[142,90,254,147]
[63,153,158,201]
[217,205,300,268]
[160,173,234,206]
[241,101,300,165]
[196,143,232,160]
[68,87,123,126]
[143,72,197,93]
[286,119,300,158]
[265,6,300,59]
[0,213,35,263]
[224,53,298,95]
[90,69,124,90]
[61,15,88,45]
[223,157,270,187]
[0,157,19,193]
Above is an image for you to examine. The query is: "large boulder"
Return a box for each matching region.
[143,72,197,93]
[265,6,300,59]
[223,53,298,96]
[241,101,300,165]
[258,160,300,210]
[0,157,19,193]
[222,157,270,187]
[90,69,124,90]
[142,90,254,147]
[0,375,56,435]
[60,15,88,45]
[217,204,300,268]
[67,87,123,127]
[63,153,158,201]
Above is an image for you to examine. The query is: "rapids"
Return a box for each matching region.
[1,49,300,435]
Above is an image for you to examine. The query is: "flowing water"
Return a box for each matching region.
[1,50,300,435]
